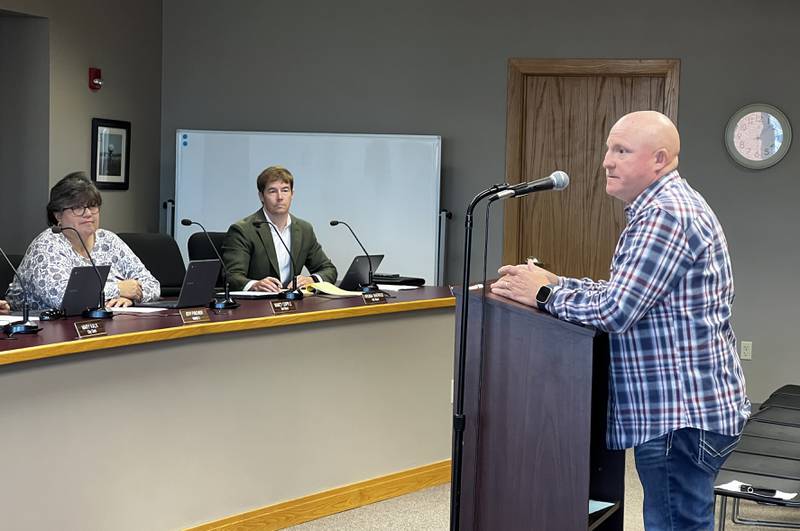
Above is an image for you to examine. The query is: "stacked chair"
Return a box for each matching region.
[715,384,800,529]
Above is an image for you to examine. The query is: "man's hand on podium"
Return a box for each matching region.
[490,259,557,307]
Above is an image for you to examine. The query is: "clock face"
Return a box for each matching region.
[733,112,784,161]
[725,104,792,169]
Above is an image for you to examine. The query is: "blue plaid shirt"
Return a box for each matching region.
[546,171,750,449]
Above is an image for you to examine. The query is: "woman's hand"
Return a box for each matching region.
[117,279,143,302]
[106,297,133,308]
[0,300,10,314]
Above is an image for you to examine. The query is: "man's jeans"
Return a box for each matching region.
[634,427,740,530]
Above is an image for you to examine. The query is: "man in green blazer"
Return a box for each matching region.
[222,166,337,292]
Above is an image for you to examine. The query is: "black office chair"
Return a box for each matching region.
[187,231,227,288]
[117,233,186,297]
[1,253,23,298]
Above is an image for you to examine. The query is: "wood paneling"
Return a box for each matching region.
[503,59,680,279]
[187,460,451,531]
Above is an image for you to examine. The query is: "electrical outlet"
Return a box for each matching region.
[740,341,753,360]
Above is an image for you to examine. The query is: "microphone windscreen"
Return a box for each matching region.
[180,218,193,226]
[329,220,339,226]
[551,171,570,190]
[51,226,63,234]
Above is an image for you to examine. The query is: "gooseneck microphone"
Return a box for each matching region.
[251,220,304,300]
[181,218,239,309]
[51,226,113,319]
[0,245,41,335]
[329,220,380,294]
[489,170,570,202]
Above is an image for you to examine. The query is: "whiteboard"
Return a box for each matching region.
[174,130,442,284]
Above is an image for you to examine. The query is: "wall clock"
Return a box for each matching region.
[725,103,792,169]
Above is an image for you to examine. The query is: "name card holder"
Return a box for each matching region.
[75,319,107,339]
[270,300,297,314]
[180,308,211,324]
[362,292,388,305]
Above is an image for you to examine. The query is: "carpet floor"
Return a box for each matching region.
[287,450,800,530]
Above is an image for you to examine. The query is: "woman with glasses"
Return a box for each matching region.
[5,172,160,310]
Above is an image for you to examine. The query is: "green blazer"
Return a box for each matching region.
[222,210,337,291]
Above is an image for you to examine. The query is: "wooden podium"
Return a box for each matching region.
[454,290,625,530]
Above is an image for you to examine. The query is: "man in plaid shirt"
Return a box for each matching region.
[492,111,750,530]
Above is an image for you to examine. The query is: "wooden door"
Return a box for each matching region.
[503,59,680,280]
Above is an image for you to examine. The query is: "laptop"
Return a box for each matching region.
[138,259,221,309]
[338,255,384,291]
[61,265,111,317]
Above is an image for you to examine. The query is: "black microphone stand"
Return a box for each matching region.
[329,220,381,294]
[0,246,41,336]
[182,219,239,309]
[449,182,509,531]
[52,226,113,319]
[252,220,304,301]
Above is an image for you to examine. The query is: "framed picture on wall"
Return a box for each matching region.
[90,118,131,190]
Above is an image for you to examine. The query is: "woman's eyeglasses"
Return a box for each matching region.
[64,205,100,216]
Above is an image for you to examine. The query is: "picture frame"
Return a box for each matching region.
[90,118,131,190]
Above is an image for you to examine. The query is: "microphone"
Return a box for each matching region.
[251,220,303,300]
[181,218,239,309]
[329,220,380,294]
[0,245,41,335]
[489,171,570,202]
[51,226,113,319]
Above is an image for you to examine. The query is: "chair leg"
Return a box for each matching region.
[732,497,800,529]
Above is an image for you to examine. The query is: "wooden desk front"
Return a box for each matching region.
[0,288,455,531]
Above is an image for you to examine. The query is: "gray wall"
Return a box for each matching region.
[0,13,48,254]
[0,0,162,234]
[161,0,800,402]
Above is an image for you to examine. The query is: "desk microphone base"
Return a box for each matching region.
[360,284,383,294]
[82,308,114,320]
[280,290,304,301]
[210,298,240,310]
[3,321,41,336]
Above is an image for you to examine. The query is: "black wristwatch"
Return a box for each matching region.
[535,284,555,311]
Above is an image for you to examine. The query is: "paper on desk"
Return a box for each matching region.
[228,290,281,298]
[377,284,419,291]
[112,307,169,314]
[303,281,362,297]
[716,479,798,501]
[0,315,40,324]
[589,500,614,514]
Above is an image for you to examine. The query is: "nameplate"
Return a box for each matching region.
[74,320,107,339]
[270,300,297,314]
[180,308,211,324]
[362,292,388,305]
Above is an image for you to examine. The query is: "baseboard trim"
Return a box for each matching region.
[187,459,452,530]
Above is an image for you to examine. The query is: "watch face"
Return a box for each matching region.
[536,285,552,304]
